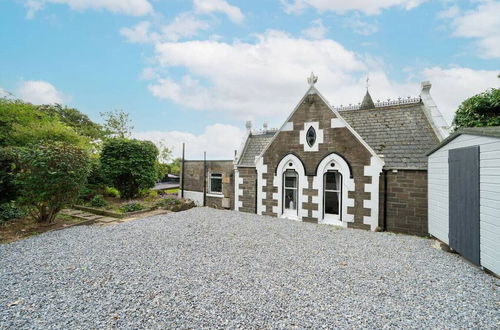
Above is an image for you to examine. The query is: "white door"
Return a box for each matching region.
[283,170,298,219]
[323,171,342,225]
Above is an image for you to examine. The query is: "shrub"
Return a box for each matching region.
[100,139,159,198]
[103,186,120,198]
[154,195,182,208]
[120,201,145,213]
[89,195,107,208]
[0,147,17,204]
[0,202,25,223]
[15,143,90,223]
[453,88,500,129]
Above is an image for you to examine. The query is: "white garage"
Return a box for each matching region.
[427,127,500,275]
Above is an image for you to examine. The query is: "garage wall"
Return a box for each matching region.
[428,134,500,275]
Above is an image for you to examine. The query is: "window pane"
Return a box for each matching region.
[211,173,222,178]
[284,188,296,210]
[285,176,297,188]
[210,178,222,193]
[325,172,338,191]
[325,191,339,215]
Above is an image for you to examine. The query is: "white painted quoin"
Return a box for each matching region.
[428,127,500,275]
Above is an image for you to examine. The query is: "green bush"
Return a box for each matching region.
[453,88,500,129]
[120,201,145,213]
[100,138,159,198]
[0,202,25,223]
[103,186,120,198]
[15,143,90,223]
[154,195,182,208]
[89,195,107,208]
[0,147,17,204]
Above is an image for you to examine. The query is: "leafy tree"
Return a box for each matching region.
[100,139,159,198]
[453,88,500,130]
[0,148,17,204]
[15,143,90,223]
[38,104,106,141]
[169,157,181,176]
[100,110,134,138]
[0,98,90,149]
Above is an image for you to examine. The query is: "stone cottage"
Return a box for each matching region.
[181,74,449,235]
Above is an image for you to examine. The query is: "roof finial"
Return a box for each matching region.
[365,74,370,90]
[307,72,318,86]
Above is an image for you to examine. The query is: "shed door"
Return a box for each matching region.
[448,146,480,266]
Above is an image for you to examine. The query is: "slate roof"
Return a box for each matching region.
[237,102,441,169]
[340,103,440,169]
[360,90,375,110]
[238,131,276,166]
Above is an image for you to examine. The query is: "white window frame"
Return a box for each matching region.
[209,172,223,194]
[283,170,299,217]
[323,171,342,222]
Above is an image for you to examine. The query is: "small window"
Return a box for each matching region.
[306,126,316,147]
[209,173,223,194]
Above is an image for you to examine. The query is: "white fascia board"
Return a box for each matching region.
[234,129,251,165]
[255,85,317,163]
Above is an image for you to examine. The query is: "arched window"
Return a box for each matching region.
[283,170,298,216]
[323,171,342,220]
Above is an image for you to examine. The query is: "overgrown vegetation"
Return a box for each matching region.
[452,88,500,130]
[100,139,159,198]
[0,96,181,232]
[15,143,90,223]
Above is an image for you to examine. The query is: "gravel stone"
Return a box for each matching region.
[0,207,498,329]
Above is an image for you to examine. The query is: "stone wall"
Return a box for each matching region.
[180,160,234,209]
[237,167,257,213]
[259,92,376,229]
[379,170,428,236]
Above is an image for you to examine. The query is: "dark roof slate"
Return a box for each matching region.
[340,103,440,169]
[237,103,440,169]
[360,90,375,110]
[238,131,276,166]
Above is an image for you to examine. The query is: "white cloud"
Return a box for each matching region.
[446,1,500,59]
[160,13,210,42]
[301,19,326,39]
[16,80,67,105]
[422,67,499,124]
[0,88,9,98]
[24,0,153,18]
[149,30,367,119]
[144,29,497,129]
[133,123,245,159]
[344,14,378,35]
[281,0,427,15]
[121,13,210,44]
[120,21,156,43]
[193,0,244,23]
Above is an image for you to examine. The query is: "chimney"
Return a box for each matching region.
[420,81,432,95]
[263,122,268,131]
[245,120,252,132]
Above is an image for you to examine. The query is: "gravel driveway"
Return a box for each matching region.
[1,208,498,329]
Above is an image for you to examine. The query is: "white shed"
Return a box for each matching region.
[428,127,500,275]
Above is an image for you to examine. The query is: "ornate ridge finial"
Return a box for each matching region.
[307,72,318,86]
[365,75,370,90]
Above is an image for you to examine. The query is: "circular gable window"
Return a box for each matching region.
[306,126,316,147]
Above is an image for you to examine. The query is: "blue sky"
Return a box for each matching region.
[1,0,499,158]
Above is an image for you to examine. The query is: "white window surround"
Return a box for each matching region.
[312,153,355,227]
[273,154,308,221]
[209,172,223,194]
[256,157,267,215]
[206,193,224,198]
[299,122,323,152]
[234,168,243,211]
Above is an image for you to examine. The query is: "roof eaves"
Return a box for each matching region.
[426,126,500,156]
